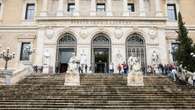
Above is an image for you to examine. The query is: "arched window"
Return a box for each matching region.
[58,33,76,48]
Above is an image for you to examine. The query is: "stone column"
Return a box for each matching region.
[106,0,112,16]
[90,0,96,16]
[74,0,80,16]
[35,29,44,66]
[40,0,48,16]
[155,0,163,16]
[123,0,128,16]
[57,0,64,16]
[139,0,145,16]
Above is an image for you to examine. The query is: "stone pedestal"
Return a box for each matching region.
[2,70,13,85]
[43,66,49,74]
[64,73,80,86]
[127,72,144,86]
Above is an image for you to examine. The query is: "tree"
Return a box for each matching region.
[176,12,195,72]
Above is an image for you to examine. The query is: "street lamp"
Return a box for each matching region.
[0,47,15,70]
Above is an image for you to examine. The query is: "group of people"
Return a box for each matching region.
[116,63,130,75]
[147,64,178,81]
[33,65,43,73]
[78,64,89,74]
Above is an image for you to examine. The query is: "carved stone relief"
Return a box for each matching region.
[148,27,159,45]
[45,27,54,39]
[114,27,123,39]
[80,27,88,39]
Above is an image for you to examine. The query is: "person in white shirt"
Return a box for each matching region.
[109,63,114,75]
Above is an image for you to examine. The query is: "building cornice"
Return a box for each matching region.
[0,25,38,30]
[36,16,167,22]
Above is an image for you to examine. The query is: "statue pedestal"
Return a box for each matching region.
[127,72,144,86]
[43,66,49,74]
[64,73,80,86]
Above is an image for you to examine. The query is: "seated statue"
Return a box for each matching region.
[128,56,142,74]
[67,53,80,74]
[127,56,144,86]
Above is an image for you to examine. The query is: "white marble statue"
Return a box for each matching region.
[67,53,80,74]
[151,50,160,65]
[43,49,50,66]
[128,56,142,74]
[127,56,144,86]
[80,52,87,65]
[64,53,80,86]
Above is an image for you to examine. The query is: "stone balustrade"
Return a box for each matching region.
[176,68,195,85]
[0,66,33,85]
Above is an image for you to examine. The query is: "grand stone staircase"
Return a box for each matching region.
[0,73,195,109]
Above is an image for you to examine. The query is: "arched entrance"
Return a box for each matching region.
[91,33,111,73]
[56,33,77,73]
[126,33,146,73]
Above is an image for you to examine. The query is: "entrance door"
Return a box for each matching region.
[56,33,77,73]
[94,48,109,73]
[59,48,75,73]
[91,33,111,73]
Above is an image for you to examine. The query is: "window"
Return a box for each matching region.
[96,3,106,12]
[20,42,31,61]
[25,3,35,20]
[167,4,177,21]
[128,3,135,12]
[0,3,1,12]
[67,3,75,12]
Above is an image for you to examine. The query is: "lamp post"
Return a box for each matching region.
[0,47,15,70]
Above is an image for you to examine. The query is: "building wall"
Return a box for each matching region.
[0,0,195,72]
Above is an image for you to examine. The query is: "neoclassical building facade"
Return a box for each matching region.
[0,0,195,73]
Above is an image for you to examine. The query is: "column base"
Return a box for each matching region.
[156,11,163,17]
[73,12,80,16]
[123,12,129,16]
[40,11,48,16]
[57,11,64,16]
[90,12,96,16]
[106,11,112,16]
[139,11,146,16]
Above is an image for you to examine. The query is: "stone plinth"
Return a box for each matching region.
[43,66,49,74]
[64,73,80,86]
[127,72,144,86]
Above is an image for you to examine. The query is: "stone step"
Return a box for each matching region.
[1,74,195,109]
[1,103,195,109]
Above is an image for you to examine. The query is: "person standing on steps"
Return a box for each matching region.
[117,64,122,74]
[109,62,114,75]
[85,64,88,74]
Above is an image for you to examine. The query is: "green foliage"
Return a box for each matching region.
[176,12,195,72]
